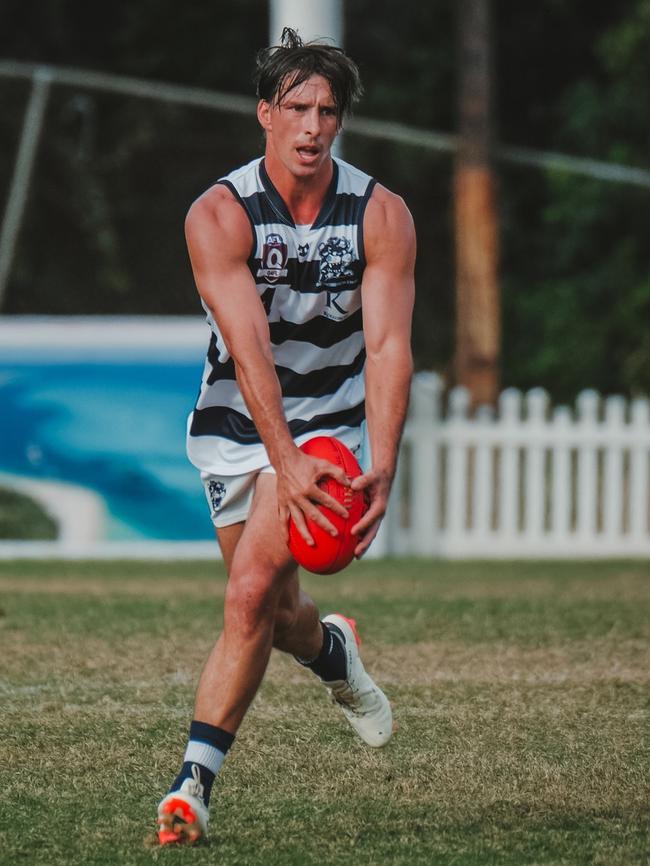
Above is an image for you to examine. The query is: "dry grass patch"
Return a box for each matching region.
[1,558,649,866]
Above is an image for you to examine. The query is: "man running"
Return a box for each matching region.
[157,27,415,845]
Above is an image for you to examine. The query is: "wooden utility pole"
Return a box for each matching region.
[454,0,500,406]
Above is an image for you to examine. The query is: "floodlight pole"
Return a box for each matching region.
[454,0,500,407]
[269,0,343,47]
[0,68,51,312]
[268,0,344,156]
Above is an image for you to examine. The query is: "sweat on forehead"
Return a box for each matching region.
[276,72,333,104]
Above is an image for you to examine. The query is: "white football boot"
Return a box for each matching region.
[321,613,393,748]
[157,764,209,845]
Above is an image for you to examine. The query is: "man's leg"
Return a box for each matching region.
[158,474,312,844]
[207,525,325,667]
[272,571,321,655]
[267,542,394,751]
[158,473,391,844]
[195,472,392,742]
[192,474,322,731]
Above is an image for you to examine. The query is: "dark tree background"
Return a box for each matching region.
[0,0,648,403]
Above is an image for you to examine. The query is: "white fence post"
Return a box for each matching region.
[410,372,442,556]
[629,397,650,545]
[473,404,495,539]
[576,390,599,543]
[375,378,650,559]
[550,405,572,541]
[602,395,626,538]
[524,388,548,541]
[498,389,522,539]
[446,387,471,552]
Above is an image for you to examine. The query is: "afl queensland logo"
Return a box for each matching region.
[257,233,289,283]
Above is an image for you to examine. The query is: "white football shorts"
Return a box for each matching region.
[199,425,367,529]
[200,465,276,528]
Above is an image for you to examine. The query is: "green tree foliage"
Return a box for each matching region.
[499,0,650,401]
[0,487,57,539]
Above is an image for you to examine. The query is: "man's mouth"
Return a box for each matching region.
[296,145,320,162]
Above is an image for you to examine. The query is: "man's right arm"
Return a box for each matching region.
[184,186,349,543]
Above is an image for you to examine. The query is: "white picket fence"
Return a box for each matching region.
[370,373,650,559]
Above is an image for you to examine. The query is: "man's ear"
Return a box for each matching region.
[257,100,272,132]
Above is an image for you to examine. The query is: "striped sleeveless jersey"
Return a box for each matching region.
[186,156,376,474]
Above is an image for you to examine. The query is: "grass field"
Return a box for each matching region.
[1,558,649,866]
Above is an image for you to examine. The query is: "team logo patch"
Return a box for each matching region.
[207,480,226,516]
[257,233,289,283]
[317,236,355,288]
[298,242,310,259]
[317,236,358,321]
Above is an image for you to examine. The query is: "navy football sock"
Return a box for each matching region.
[169,720,235,806]
[297,621,348,681]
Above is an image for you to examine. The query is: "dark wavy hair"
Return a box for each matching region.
[254,27,363,123]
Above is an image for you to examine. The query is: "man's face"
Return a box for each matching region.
[257,74,340,179]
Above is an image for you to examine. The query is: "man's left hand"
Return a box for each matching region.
[350,469,392,558]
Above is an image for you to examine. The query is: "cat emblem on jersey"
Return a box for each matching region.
[317,236,358,321]
[257,234,289,283]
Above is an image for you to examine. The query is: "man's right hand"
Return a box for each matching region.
[276,449,351,547]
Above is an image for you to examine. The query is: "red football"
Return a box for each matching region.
[287,436,368,575]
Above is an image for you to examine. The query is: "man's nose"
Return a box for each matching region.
[301,107,321,135]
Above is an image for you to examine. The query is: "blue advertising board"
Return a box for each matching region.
[0,318,215,547]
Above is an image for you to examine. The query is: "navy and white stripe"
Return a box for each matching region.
[187,156,376,474]
[170,720,235,807]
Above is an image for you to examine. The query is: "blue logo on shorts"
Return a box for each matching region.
[208,480,226,516]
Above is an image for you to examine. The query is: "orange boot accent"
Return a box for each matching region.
[333,613,361,646]
[157,798,201,845]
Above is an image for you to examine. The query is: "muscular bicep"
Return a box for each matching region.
[185,189,272,363]
[361,188,416,357]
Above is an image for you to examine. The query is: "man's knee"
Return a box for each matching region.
[272,597,299,646]
[225,570,279,638]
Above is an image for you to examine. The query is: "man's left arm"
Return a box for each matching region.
[351,185,416,556]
